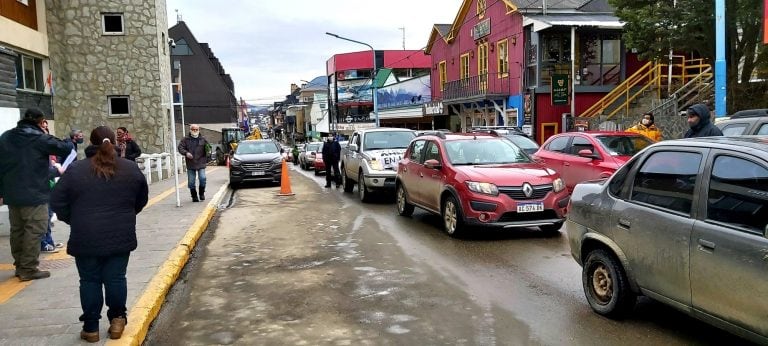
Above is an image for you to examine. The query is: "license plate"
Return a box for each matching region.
[517,202,544,213]
[382,156,401,166]
[251,171,265,176]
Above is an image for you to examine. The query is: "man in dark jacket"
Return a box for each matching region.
[684,103,724,138]
[115,127,142,161]
[321,134,342,188]
[0,108,74,281]
[178,124,210,202]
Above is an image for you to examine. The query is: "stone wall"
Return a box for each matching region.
[45,0,171,155]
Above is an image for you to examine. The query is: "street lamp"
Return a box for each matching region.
[325,32,379,128]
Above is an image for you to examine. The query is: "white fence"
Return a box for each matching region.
[136,153,186,184]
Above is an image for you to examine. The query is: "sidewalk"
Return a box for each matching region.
[0,166,229,345]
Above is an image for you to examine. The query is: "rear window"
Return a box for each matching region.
[504,135,539,151]
[596,135,652,156]
[364,131,415,150]
[446,138,530,165]
[307,143,322,152]
[719,122,749,136]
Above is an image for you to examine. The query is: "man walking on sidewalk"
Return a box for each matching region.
[178,124,210,202]
[0,108,74,281]
[321,134,342,188]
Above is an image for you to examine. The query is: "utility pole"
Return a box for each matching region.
[399,27,406,50]
[714,0,726,117]
[668,0,676,95]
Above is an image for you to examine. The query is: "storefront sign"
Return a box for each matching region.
[423,101,445,116]
[574,119,589,132]
[551,75,569,106]
[473,19,491,40]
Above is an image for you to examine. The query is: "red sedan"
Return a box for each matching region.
[533,131,653,192]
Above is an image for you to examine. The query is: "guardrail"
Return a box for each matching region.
[136,153,186,184]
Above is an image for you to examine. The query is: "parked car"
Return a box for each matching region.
[340,128,417,202]
[716,109,768,136]
[313,152,326,175]
[567,136,768,344]
[229,140,283,187]
[396,132,569,237]
[299,142,323,171]
[533,131,653,192]
[469,127,540,155]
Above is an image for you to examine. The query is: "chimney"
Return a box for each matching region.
[290,83,299,93]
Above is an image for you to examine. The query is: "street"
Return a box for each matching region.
[146,165,750,345]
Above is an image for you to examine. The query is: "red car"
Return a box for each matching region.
[395,132,570,237]
[533,131,653,192]
[313,153,326,175]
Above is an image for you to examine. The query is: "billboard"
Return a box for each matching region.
[376,75,431,109]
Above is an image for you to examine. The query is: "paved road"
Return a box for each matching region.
[147,164,751,345]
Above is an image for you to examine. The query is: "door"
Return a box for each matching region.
[536,135,573,189]
[402,140,427,206]
[345,133,361,178]
[690,153,768,336]
[565,135,603,188]
[614,149,706,307]
[420,141,446,211]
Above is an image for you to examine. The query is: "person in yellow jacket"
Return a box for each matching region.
[626,112,662,142]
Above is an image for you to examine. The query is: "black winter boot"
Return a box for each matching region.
[199,186,206,201]
[190,188,199,202]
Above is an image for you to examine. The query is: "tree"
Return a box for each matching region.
[609,0,768,110]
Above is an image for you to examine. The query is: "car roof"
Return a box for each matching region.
[416,132,498,141]
[659,136,768,151]
[240,139,276,143]
[550,131,640,138]
[358,127,416,133]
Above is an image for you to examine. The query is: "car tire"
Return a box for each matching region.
[229,181,239,189]
[582,249,636,319]
[442,195,464,238]
[314,168,320,176]
[358,171,371,203]
[396,184,414,216]
[540,222,564,235]
[342,168,354,193]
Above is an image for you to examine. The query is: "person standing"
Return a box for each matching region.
[0,108,73,281]
[683,103,724,138]
[321,134,342,188]
[50,126,149,342]
[626,112,663,142]
[70,129,84,155]
[178,124,209,202]
[115,127,142,161]
[39,120,65,253]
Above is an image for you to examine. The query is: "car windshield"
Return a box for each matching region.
[504,135,539,151]
[306,143,322,152]
[596,135,652,156]
[446,139,531,165]
[236,142,279,154]
[364,131,415,150]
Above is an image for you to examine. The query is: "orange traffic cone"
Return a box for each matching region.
[225,156,230,168]
[277,159,295,196]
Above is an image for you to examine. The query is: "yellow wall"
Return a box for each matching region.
[0,2,48,56]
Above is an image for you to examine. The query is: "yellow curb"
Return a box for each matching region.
[106,183,229,346]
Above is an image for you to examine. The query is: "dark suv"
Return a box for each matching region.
[229,140,283,187]
[396,132,569,237]
[716,109,768,136]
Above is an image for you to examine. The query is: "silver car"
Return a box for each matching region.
[567,136,768,344]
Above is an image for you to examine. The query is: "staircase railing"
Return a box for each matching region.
[580,61,659,118]
[648,66,714,118]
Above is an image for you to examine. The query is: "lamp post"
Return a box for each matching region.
[325,32,379,128]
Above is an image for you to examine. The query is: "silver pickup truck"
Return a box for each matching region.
[340,128,416,202]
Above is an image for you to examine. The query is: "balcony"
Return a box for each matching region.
[442,73,512,103]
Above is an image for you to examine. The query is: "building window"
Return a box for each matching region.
[579,33,622,86]
[17,0,29,5]
[170,38,193,55]
[14,54,43,92]
[540,32,572,86]
[497,39,509,77]
[477,0,486,18]
[478,42,489,91]
[460,53,470,80]
[438,61,447,91]
[108,96,130,117]
[162,33,166,55]
[525,28,538,88]
[102,13,124,35]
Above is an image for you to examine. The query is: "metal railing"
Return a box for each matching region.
[442,73,512,101]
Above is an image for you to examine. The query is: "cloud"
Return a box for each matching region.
[166,0,461,104]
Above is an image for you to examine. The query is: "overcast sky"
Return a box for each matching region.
[165,0,463,105]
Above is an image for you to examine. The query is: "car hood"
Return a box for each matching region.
[363,149,407,168]
[234,153,281,162]
[454,162,559,186]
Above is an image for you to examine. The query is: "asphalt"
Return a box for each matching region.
[0,165,230,346]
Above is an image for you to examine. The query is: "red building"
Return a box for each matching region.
[426,0,643,143]
[326,50,431,134]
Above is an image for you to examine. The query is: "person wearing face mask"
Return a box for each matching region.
[115,127,142,161]
[626,112,662,142]
[70,129,85,156]
[177,124,210,202]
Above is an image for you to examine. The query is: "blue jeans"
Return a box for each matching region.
[187,168,207,189]
[75,253,130,332]
[40,206,54,249]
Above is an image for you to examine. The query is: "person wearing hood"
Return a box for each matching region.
[321,134,342,188]
[178,124,210,202]
[0,108,73,281]
[115,127,142,161]
[684,103,723,138]
[626,112,663,142]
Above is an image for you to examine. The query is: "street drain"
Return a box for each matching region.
[38,258,74,270]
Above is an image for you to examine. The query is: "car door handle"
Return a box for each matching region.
[564,162,571,166]
[698,239,716,251]
[419,172,424,178]
[618,218,631,229]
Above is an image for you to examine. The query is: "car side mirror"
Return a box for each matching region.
[578,149,598,159]
[309,151,315,155]
[349,144,358,152]
[424,159,442,170]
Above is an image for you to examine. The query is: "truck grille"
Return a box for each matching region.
[498,184,553,200]
[242,162,273,171]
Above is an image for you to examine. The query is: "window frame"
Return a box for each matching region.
[409,140,427,164]
[424,141,442,163]
[101,12,125,36]
[15,53,44,92]
[720,122,749,136]
[478,42,489,91]
[757,123,768,135]
[544,135,570,153]
[568,135,598,157]
[497,39,509,78]
[477,0,487,18]
[438,60,447,92]
[460,53,470,80]
[107,95,131,117]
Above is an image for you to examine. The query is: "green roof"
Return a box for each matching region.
[374,68,392,88]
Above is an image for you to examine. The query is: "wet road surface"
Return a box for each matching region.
[146,165,752,345]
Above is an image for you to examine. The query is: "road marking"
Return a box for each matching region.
[0,167,223,304]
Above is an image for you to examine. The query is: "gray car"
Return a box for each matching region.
[567,136,768,344]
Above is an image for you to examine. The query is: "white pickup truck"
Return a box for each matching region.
[340,128,417,202]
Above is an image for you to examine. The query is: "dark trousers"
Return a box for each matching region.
[324,160,341,186]
[75,253,130,332]
[8,204,48,275]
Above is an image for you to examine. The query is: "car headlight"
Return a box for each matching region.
[552,177,565,193]
[466,181,499,196]
[272,157,283,164]
[368,158,384,171]
[230,158,241,166]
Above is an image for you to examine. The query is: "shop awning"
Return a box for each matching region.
[524,14,624,32]
[378,106,425,120]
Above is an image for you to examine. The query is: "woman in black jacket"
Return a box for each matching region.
[51,126,149,343]
[115,127,142,161]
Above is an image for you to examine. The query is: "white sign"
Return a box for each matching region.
[522,125,533,136]
[423,102,445,116]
